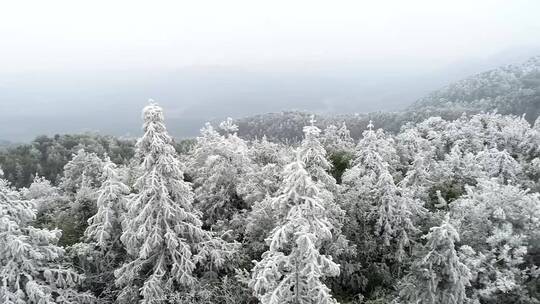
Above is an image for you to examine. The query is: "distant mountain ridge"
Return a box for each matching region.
[410,56,540,121]
[236,56,540,141]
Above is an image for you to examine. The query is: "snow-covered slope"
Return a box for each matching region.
[411,56,540,120]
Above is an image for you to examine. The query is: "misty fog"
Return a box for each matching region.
[1,0,539,141]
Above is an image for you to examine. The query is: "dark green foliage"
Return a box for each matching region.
[174,138,197,155]
[328,150,354,184]
[0,133,135,188]
[33,191,97,247]
[170,275,256,304]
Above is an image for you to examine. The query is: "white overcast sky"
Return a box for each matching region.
[1,0,540,72]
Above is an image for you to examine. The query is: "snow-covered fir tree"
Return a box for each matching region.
[395,127,439,200]
[71,157,131,301]
[238,136,291,206]
[450,179,540,303]
[338,121,404,296]
[219,117,239,135]
[475,147,522,184]
[298,116,338,193]
[374,167,424,262]
[428,144,482,207]
[188,120,253,229]
[249,158,340,304]
[46,149,107,246]
[342,121,423,262]
[342,120,399,189]
[114,103,235,304]
[85,157,129,251]
[322,122,354,155]
[0,179,95,304]
[398,215,471,304]
[21,175,61,215]
[60,149,104,194]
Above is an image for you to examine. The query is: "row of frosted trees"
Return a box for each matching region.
[1,103,540,304]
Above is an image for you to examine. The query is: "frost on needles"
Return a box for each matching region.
[249,156,341,304]
[114,103,236,304]
[0,179,95,304]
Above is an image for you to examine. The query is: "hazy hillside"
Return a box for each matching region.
[237,56,540,141]
[235,109,473,142]
[411,56,540,120]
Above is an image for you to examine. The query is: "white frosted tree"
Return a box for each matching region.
[296,118,350,263]
[337,122,354,149]
[0,179,95,304]
[238,136,291,206]
[188,120,253,228]
[426,144,482,208]
[248,135,291,166]
[450,179,540,303]
[475,147,522,184]
[85,157,129,251]
[69,157,130,302]
[396,127,439,202]
[21,175,61,216]
[342,121,423,261]
[322,124,340,152]
[339,121,405,294]
[342,121,399,191]
[114,103,235,304]
[398,215,471,304]
[249,159,340,304]
[219,117,239,135]
[374,168,424,262]
[60,149,104,194]
[322,122,354,155]
[298,116,337,193]
[50,149,106,246]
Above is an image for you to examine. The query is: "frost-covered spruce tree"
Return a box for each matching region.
[396,127,439,202]
[450,179,540,303]
[238,136,292,206]
[339,121,398,294]
[322,122,354,156]
[337,122,354,147]
[342,121,422,255]
[74,157,130,300]
[60,149,104,194]
[296,117,350,261]
[0,179,95,304]
[342,121,399,192]
[114,103,234,304]
[322,124,340,152]
[70,157,130,302]
[85,156,129,252]
[374,168,424,262]
[298,116,337,193]
[429,144,482,208]
[398,215,471,304]
[249,158,340,304]
[54,149,105,246]
[188,119,253,228]
[475,147,522,184]
[21,175,61,217]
